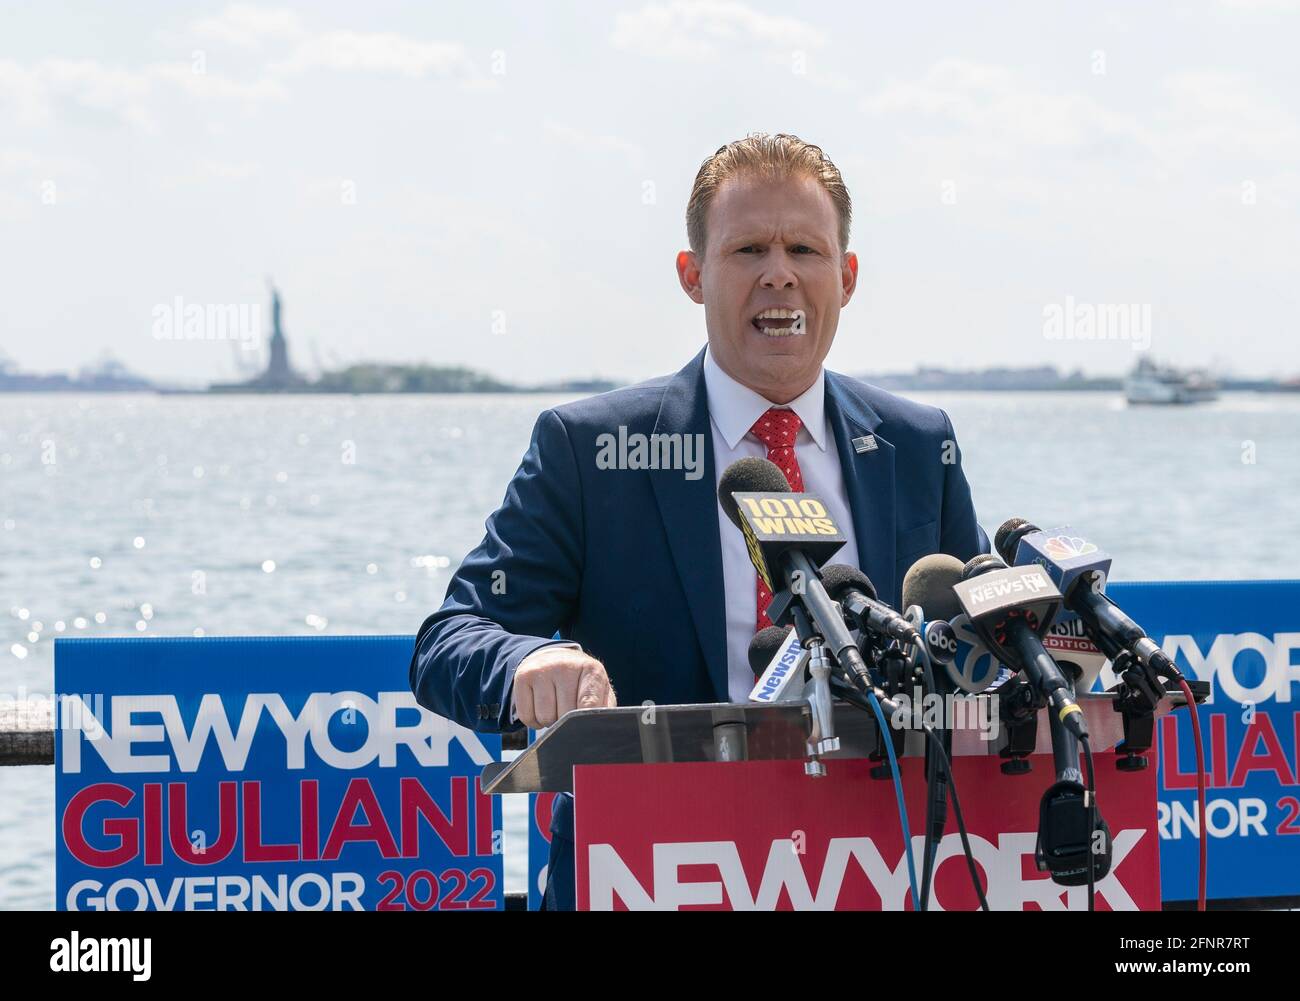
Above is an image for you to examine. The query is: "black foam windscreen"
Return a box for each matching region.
[900,553,966,621]
[717,456,792,529]
[747,625,792,675]
[818,563,877,602]
[962,552,1005,581]
[994,517,1040,564]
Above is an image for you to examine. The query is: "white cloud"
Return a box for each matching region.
[149,62,289,102]
[1159,71,1300,160]
[1217,0,1300,10]
[198,159,262,181]
[861,60,1147,156]
[189,8,481,82]
[859,59,1299,179]
[0,58,152,128]
[193,4,306,47]
[0,148,92,176]
[543,120,646,169]
[0,56,286,130]
[271,31,477,78]
[611,0,825,62]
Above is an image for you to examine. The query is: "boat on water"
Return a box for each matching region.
[1124,358,1219,405]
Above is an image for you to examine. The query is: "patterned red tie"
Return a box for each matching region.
[749,407,804,631]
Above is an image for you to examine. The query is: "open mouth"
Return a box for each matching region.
[751,308,806,337]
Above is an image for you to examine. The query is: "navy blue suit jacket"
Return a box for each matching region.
[409,348,989,909]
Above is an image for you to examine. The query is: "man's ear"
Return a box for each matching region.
[840,251,859,307]
[676,250,705,304]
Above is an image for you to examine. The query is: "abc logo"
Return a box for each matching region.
[925,621,958,663]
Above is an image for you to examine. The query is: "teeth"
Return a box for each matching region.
[753,307,806,336]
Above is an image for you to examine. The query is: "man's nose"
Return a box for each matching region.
[760,255,798,289]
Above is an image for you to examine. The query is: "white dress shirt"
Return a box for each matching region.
[703,347,861,702]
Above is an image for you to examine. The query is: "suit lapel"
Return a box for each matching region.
[648,349,729,701]
[825,371,899,606]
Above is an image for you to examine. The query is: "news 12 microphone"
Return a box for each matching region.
[951,554,1087,741]
[747,626,809,704]
[955,553,1111,884]
[996,518,1181,684]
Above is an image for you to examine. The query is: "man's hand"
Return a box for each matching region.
[511,646,616,729]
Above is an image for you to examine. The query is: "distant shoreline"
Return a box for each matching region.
[4,385,1297,398]
[3,363,1296,396]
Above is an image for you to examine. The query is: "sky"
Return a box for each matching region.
[1,0,1297,385]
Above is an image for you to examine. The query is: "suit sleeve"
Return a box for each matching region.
[409,408,584,733]
[938,409,991,562]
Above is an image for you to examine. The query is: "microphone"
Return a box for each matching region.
[747,626,809,704]
[748,626,793,676]
[901,554,965,621]
[819,563,918,644]
[952,554,1088,741]
[956,554,1111,885]
[900,554,965,674]
[995,517,1181,683]
[717,457,873,693]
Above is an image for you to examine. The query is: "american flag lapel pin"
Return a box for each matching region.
[852,434,878,454]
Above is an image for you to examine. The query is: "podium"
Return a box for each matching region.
[485,692,1188,910]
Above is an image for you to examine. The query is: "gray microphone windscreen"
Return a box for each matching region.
[900,553,966,621]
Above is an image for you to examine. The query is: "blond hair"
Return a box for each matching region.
[686,133,852,254]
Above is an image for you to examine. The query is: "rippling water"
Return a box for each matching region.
[2,389,1298,908]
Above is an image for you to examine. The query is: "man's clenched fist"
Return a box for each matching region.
[511,646,616,729]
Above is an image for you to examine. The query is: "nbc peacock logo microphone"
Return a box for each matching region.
[1042,535,1098,560]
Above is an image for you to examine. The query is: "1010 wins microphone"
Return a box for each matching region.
[717,457,873,692]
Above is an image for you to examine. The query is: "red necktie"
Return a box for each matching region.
[749,407,804,631]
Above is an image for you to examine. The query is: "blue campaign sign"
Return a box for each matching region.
[1104,581,1300,904]
[917,578,1300,904]
[55,635,503,911]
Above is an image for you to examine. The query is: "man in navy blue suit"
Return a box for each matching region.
[410,133,989,909]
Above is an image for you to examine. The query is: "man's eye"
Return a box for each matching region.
[737,245,760,254]
[791,245,815,254]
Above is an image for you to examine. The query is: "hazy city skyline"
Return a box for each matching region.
[2,1,1298,384]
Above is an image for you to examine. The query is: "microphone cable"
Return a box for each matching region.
[913,640,948,912]
[862,684,921,910]
[1174,674,1208,911]
[1081,733,1097,911]
[912,637,987,912]
[838,640,988,911]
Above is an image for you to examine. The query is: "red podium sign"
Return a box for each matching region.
[574,754,1160,910]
